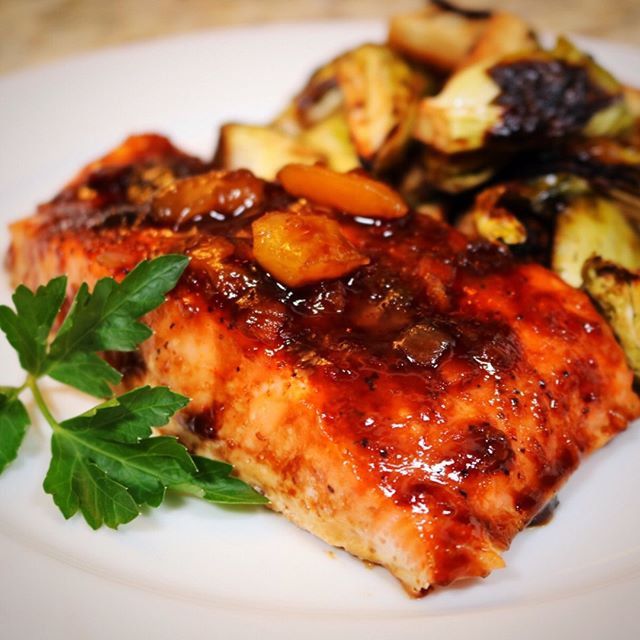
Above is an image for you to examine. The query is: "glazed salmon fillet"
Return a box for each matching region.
[8,135,640,594]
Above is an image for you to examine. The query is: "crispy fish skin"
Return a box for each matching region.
[8,136,640,594]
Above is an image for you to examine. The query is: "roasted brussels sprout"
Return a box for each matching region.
[552,196,640,287]
[456,175,592,263]
[389,2,537,72]
[414,59,502,154]
[414,39,632,154]
[336,44,427,172]
[297,113,360,173]
[421,148,502,194]
[274,44,429,175]
[214,124,324,181]
[388,3,489,72]
[551,38,634,139]
[544,138,640,213]
[460,11,538,68]
[459,185,527,245]
[272,60,342,135]
[583,257,640,377]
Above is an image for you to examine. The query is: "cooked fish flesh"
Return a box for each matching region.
[8,135,640,594]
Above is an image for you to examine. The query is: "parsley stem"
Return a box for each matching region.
[27,375,60,432]
[0,380,28,400]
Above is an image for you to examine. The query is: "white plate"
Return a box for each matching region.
[1,21,639,640]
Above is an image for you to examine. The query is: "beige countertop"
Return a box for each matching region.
[1,0,639,74]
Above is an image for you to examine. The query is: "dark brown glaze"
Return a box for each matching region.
[488,59,614,143]
[105,350,147,381]
[183,404,226,440]
[526,496,559,527]
[12,135,640,588]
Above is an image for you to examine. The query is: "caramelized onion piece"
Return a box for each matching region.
[151,169,265,225]
[277,164,408,219]
[394,323,452,367]
[252,211,369,287]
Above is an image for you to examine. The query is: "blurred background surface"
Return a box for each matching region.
[1,0,639,74]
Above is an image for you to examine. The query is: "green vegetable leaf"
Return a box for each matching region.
[48,254,188,361]
[48,351,122,398]
[63,386,189,441]
[43,386,193,528]
[0,393,30,474]
[0,276,67,374]
[45,433,140,529]
[83,436,195,507]
[181,455,268,505]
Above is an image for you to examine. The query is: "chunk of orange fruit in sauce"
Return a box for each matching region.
[277,163,408,219]
[252,211,369,287]
[152,169,265,225]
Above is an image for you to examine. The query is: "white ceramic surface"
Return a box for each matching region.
[0,21,639,640]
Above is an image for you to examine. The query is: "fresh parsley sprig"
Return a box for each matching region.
[0,255,267,529]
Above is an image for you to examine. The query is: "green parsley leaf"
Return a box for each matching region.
[0,276,67,375]
[45,434,140,529]
[0,393,30,474]
[63,386,189,441]
[181,455,268,505]
[48,351,122,398]
[44,386,192,528]
[48,254,188,361]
